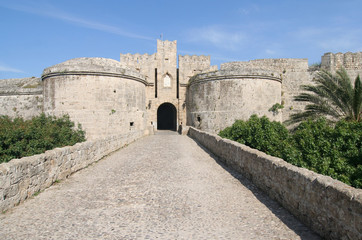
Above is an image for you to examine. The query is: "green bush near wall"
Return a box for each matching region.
[219,115,362,188]
[0,114,86,163]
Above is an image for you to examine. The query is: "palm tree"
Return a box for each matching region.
[286,68,362,125]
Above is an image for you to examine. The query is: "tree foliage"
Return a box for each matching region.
[219,115,290,157]
[219,115,362,188]
[286,68,362,125]
[0,114,86,163]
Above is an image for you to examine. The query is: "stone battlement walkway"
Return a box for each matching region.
[0,132,320,239]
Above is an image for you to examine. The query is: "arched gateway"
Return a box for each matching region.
[157,103,177,131]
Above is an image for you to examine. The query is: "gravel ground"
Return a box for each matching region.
[0,131,320,239]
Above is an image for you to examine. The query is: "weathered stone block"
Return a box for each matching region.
[3,184,19,199]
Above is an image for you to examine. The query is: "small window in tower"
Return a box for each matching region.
[130,122,134,127]
[165,58,169,61]
[164,74,171,88]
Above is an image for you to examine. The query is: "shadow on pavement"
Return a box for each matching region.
[190,138,321,240]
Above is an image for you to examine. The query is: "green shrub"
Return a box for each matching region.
[291,119,362,187]
[0,114,85,163]
[220,115,289,157]
[219,115,362,188]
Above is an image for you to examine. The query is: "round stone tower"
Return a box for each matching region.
[187,69,282,133]
[42,58,147,140]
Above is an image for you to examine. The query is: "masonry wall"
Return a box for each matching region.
[178,55,218,126]
[147,40,180,128]
[0,130,145,213]
[42,58,148,140]
[179,55,217,85]
[119,40,219,130]
[0,77,43,119]
[188,127,362,240]
[187,70,282,133]
[322,52,362,81]
[221,59,312,122]
[119,53,156,83]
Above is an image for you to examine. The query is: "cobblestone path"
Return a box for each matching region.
[0,132,320,239]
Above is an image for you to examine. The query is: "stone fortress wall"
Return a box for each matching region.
[120,40,180,130]
[42,58,147,140]
[187,69,282,133]
[321,52,362,80]
[119,52,156,80]
[178,54,218,125]
[0,40,361,138]
[178,54,218,85]
[119,40,217,130]
[219,58,313,123]
[0,77,43,119]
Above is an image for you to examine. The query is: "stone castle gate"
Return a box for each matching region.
[157,102,177,131]
[1,40,361,140]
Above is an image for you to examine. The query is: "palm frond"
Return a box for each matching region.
[287,68,362,126]
[315,70,353,115]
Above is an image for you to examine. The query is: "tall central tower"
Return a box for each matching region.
[120,39,215,132]
[151,40,178,130]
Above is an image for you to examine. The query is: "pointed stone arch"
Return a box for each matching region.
[157,102,177,130]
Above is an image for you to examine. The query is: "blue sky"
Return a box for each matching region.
[1,0,361,79]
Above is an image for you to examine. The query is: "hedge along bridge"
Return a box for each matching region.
[1,129,361,239]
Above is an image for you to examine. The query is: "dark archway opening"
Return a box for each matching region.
[157,103,177,131]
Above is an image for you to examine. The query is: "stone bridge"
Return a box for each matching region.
[0,131,321,239]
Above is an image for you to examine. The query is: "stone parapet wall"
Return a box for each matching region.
[0,130,145,213]
[43,57,145,81]
[0,77,43,119]
[188,127,362,240]
[189,69,280,81]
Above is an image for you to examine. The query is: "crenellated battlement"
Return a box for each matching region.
[321,52,362,71]
[321,52,362,81]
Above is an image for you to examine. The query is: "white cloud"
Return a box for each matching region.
[1,2,153,41]
[265,49,276,55]
[186,25,247,50]
[0,64,24,73]
[238,4,260,15]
